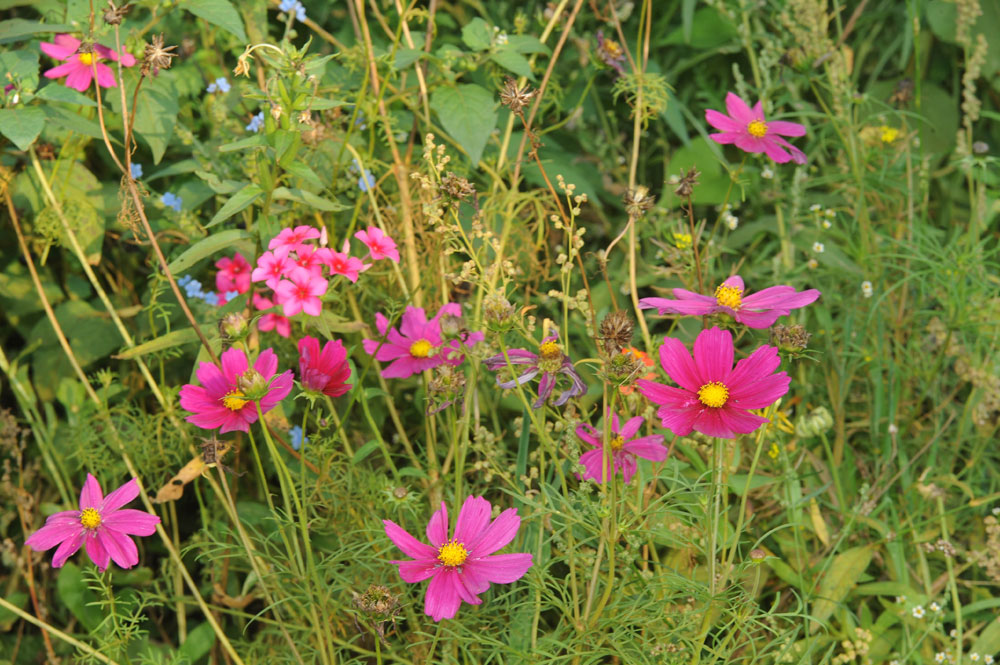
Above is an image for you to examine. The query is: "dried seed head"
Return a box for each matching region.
[353,584,401,621]
[270,104,283,121]
[103,1,131,25]
[483,291,515,329]
[440,172,476,202]
[598,310,634,355]
[770,323,812,353]
[673,167,700,198]
[499,76,537,116]
[142,34,178,76]
[623,185,654,218]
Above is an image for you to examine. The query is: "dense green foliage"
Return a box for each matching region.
[1,0,999,663]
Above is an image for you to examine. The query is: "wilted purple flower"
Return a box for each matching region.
[484,333,586,409]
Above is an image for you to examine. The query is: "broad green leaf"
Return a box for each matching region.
[0,49,39,91]
[491,50,534,79]
[115,328,201,360]
[809,546,873,631]
[131,75,179,163]
[219,134,267,152]
[506,35,549,55]
[0,108,45,150]
[178,622,217,663]
[283,161,325,191]
[394,48,424,70]
[662,7,737,48]
[35,82,96,107]
[57,563,102,631]
[431,84,497,165]
[461,17,492,51]
[167,229,254,274]
[309,97,345,110]
[41,105,109,141]
[972,618,1000,658]
[184,0,248,42]
[0,19,73,43]
[352,440,380,464]
[207,183,263,227]
[272,187,350,211]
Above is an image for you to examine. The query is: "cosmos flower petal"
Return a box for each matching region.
[729,372,791,410]
[705,108,744,132]
[220,347,249,382]
[575,423,601,448]
[693,327,733,382]
[623,435,668,461]
[63,66,94,92]
[85,533,111,571]
[726,345,781,387]
[656,404,699,437]
[468,553,533,584]
[396,559,439,583]
[767,120,807,137]
[619,455,638,483]
[741,285,820,310]
[658,337,703,392]
[734,310,784,328]
[618,415,645,440]
[725,92,754,124]
[709,131,739,145]
[101,478,140,513]
[79,474,103,510]
[99,527,139,569]
[454,496,492,545]
[102,509,160,536]
[254,348,279,379]
[383,520,437,559]
[692,408,736,438]
[51,530,86,568]
[717,407,771,435]
[468,508,520,557]
[40,35,81,60]
[25,514,82,551]
[426,502,449,547]
[424,571,463,621]
[578,449,608,482]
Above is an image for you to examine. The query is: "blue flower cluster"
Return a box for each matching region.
[177,275,219,306]
[206,77,231,94]
[160,192,182,212]
[279,0,307,22]
[246,111,265,133]
[130,163,143,179]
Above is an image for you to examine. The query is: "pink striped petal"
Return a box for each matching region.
[469,508,520,557]
[705,108,743,132]
[623,435,668,462]
[63,66,94,92]
[454,496,491,545]
[426,502,449,547]
[40,35,81,61]
[383,519,436,559]
[43,61,81,79]
[709,131,740,145]
[85,533,111,571]
[94,62,116,88]
[658,337,703,392]
[579,449,610,483]
[102,509,159,536]
[220,347,248,382]
[424,570,462,621]
[194,361,229,396]
[724,92,754,124]
[618,415,645,440]
[254,348,279,379]
[25,513,82,551]
[79,474,103,510]
[728,372,790,410]
[101,478,139,513]
[98,528,139,569]
[693,327,733,383]
[468,553,532,584]
[655,403,699,437]
[733,310,783,328]
[716,407,771,436]
[395,558,439,583]
[767,120,806,137]
[575,423,601,448]
[51,530,86,568]
[741,285,820,311]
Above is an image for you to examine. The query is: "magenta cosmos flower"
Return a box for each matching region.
[640,275,820,329]
[483,333,587,409]
[576,412,667,483]
[637,327,789,439]
[355,226,400,262]
[41,34,136,92]
[362,303,480,379]
[383,495,533,621]
[25,474,160,571]
[706,92,807,164]
[298,336,351,397]
[179,347,293,433]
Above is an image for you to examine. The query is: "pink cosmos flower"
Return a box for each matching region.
[215,252,252,294]
[179,347,293,433]
[640,275,820,329]
[362,303,480,379]
[355,226,400,263]
[706,92,807,164]
[40,34,136,93]
[576,412,667,483]
[251,248,294,290]
[637,327,790,439]
[383,495,533,622]
[268,225,321,254]
[274,267,328,317]
[298,336,352,397]
[253,293,291,337]
[25,474,160,572]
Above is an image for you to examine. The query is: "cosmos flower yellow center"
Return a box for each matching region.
[222,390,248,411]
[538,340,562,361]
[747,120,768,138]
[697,382,729,408]
[437,540,468,567]
[78,52,97,66]
[609,435,625,451]
[714,284,743,310]
[409,339,434,358]
[80,508,101,530]
[603,40,622,57]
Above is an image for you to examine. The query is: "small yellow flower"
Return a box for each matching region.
[880,125,899,144]
[672,232,692,250]
[767,442,780,459]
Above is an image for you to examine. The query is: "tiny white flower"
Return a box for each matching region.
[807,258,818,270]
[971,654,981,662]
[496,32,508,45]
[895,595,906,603]
[950,629,958,637]
[930,601,941,612]
[912,605,926,618]
[668,174,680,184]
[810,203,822,212]
[888,423,898,435]
[822,220,832,229]
[762,166,774,179]
[935,653,946,663]
[992,507,999,516]
[725,213,739,230]
[861,280,873,298]
[812,242,825,253]
[984,655,993,664]
[825,208,835,218]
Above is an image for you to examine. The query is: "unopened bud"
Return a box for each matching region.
[794,406,833,438]
[220,312,249,340]
[770,324,812,353]
[237,369,268,399]
[749,548,767,563]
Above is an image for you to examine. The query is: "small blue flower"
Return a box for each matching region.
[246,111,265,133]
[279,0,306,21]
[160,192,182,212]
[289,425,308,451]
[130,163,143,179]
[224,290,239,301]
[206,77,231,94]
[358,170,375,192]
[202,292,219,306]
[178,275,204,299]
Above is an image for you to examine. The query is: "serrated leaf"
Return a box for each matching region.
[35,82,96,107]
[461,17,492,51]
[0,107,44,150]
[207,183,263,227]
[184,0,247,42]
[430,84,497,165]
[0,49,39,92]
[810,546,873,631]
[167,229,254,274]
[394,48,424,70]
[491,50,534,79]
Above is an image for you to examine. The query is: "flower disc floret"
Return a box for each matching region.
[410,339,434,358]
[222,390,248,411]
[609,435,625,451]
[714,284,743,309]
[437,541,468,567]
[747,120,768,137]
[697,381,729,408]
[80,508,101,530]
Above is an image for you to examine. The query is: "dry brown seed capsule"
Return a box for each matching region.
[143,34,178,76]
[499,76,537,115]
[673,167,700,198]
[598,310,634,356]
